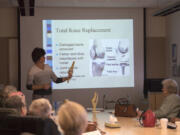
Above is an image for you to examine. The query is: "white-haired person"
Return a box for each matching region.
[29,98,53,119]
[28,98,61,135]
[57,100,88,135]
[137,78,180,119]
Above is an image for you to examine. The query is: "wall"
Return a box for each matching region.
[0,8,18,89]
[0,8,17,38]
[166,11,180,94]
[146,8,167,79]
[0,38,9,85]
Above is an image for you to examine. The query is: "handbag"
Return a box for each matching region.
[114,98,137,117]
[139,110,156,127]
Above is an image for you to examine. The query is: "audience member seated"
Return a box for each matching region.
[0,85,17,107]
[1,96,61,135]
[29,98,53,119]
[137,78,180,119]
[2,85,17,98]
[28,98,61,135]
[57,100,88,135]
[9,91,26,107]
[4,95,27,116]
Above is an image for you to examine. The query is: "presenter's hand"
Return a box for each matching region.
[68,70,73,79]
[43,84,51,90]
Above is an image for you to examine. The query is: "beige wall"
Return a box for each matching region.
[9,39,18,88]
[146,37,167,78]
[0,8,17,38]
[146,8,166,38]
[0,8,18,88]
[146,9,180,93]
[166,11,180,94]
[0,38,9,85]
[146,8,167,79]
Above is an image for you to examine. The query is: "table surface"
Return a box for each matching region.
[87,110,180,135]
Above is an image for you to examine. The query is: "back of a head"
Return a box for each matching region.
[162,79,178,94]
[57,100,88,135]
[29,98,52,118]
[4,95,25,116]
[2,85,17,98]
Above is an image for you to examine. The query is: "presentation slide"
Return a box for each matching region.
[43,19,134,89]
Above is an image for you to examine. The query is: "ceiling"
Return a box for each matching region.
[0,0,180,8]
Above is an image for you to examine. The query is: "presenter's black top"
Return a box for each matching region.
[26,64,63,95]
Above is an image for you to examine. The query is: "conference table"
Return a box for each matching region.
[87,110,180,135]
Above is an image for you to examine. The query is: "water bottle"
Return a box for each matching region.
[54,101,57,114]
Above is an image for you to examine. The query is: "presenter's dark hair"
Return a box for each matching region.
[32,47,46,63]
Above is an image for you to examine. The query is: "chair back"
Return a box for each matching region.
[0,115,61,135]
[0,107,19,116]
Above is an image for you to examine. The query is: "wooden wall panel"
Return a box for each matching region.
[0,38,9,85]
[146,37,167,78]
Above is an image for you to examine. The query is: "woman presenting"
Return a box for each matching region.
[26,47,72,102]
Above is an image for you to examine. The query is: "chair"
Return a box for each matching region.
[0,107,19,116]
[0,115,61,135]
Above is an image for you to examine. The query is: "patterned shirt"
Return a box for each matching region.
[26,64,62,95]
